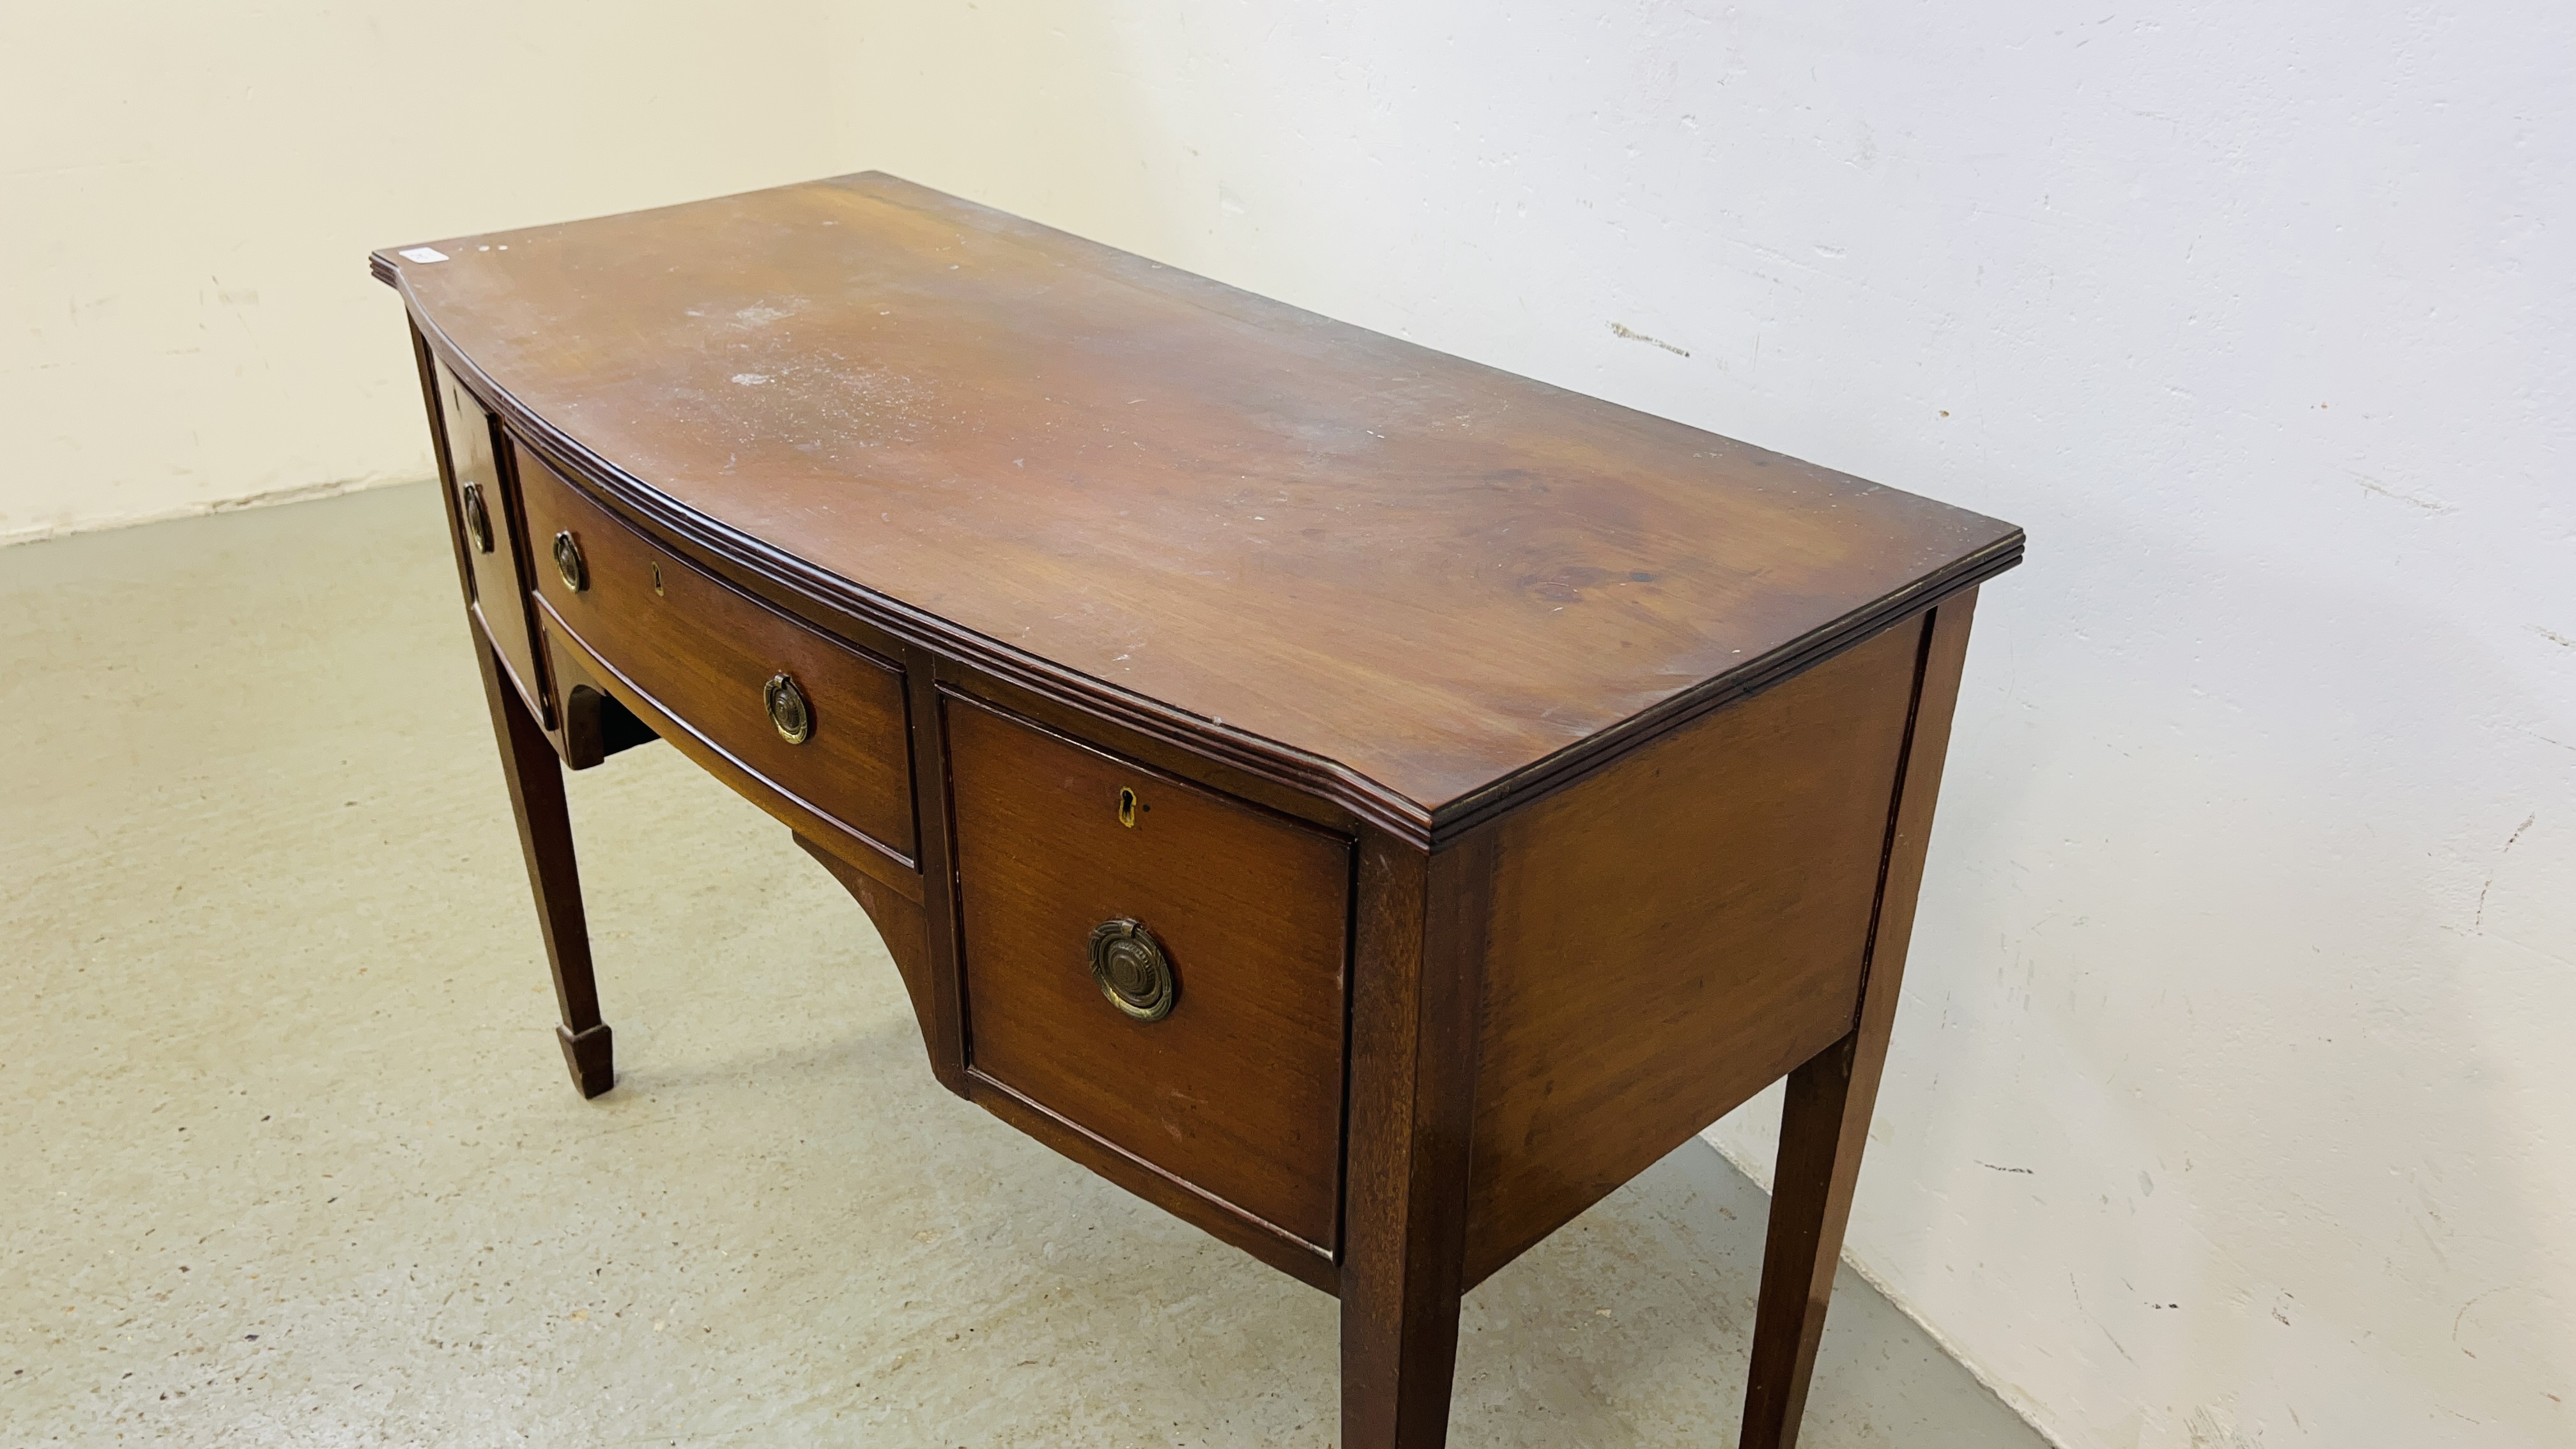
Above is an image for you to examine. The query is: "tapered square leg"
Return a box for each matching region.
[1340,829,1494,1448]
[473,639,613,1099]
[1340,1259,1467,1449]
[1738,1030,1882,1447]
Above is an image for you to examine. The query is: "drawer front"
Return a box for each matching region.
[947,696,1351,1250]
[518,449,918,861]
[437,363,549,726]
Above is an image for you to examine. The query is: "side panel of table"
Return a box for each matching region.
[431,358,553,731]
[1343,599,1982,1449]
[1462,616,1926,1285]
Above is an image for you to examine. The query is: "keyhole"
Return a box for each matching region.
[651,561,664,596]
[1117,788,1138,829]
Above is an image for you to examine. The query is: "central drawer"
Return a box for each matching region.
[518,448,918,863]
[946,696,1353,1251]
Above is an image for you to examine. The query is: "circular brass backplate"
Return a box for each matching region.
[459,483,493,553]
[1087,918,1176,1022]
[764,672,812,744]
[551,530,586,591]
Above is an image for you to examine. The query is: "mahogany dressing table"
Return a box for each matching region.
[373,172,2021,1448]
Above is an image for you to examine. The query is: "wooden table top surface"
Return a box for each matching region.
[379,172,2020,826]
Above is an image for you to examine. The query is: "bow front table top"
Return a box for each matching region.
[374,171,2021,1449]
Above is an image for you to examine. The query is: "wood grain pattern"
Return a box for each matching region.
[901,654,970,1094]
[518,443,919,862]
[378,172,2020,843]
[963,1073,1339,1292]
[435,362,552,730]
[532,610,923,906]
[1339,827,1494,1448]
[793,831,939,1073]
[1739,591,1977,1449]
[1461,616,1924,1286]
[946,691,1353,1252]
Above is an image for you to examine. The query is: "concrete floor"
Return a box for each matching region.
[1,484,2049,1447]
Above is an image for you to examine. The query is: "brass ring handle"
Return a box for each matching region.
[459,483,494,553]
[764,672,812,744]
[1087,918,1176,1022]
[552,530,587,592]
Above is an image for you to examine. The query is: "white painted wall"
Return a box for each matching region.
[822,5,2574,1446]
[14,3,2572,1444]
[0,1,842,544]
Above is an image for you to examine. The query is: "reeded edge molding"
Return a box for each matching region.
[1430,533,2021,841]
[375,254,2023,850]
